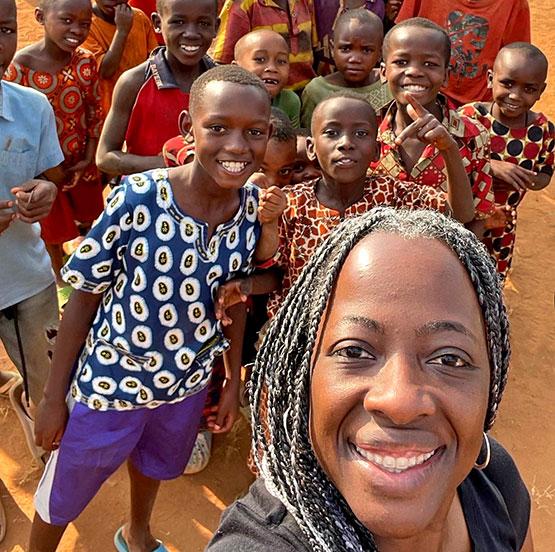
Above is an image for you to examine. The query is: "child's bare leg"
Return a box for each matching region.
[45,243,65,285]
[123,460,160,552]
[29,513,67,552]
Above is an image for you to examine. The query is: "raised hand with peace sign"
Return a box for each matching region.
[394,93,458,152]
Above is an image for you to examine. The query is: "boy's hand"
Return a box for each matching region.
[484,206,511,230]
[34,397,69,452]
[258,186,287,225]
[395,93,457,152]
[215,278,252,326]
[490,159,534,192]
[65,160,90,190]
[206,379,240,433]
[0,199,16,235]
[11,179,57,223]
[114,3,134,35]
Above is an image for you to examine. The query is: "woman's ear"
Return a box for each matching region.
[179,110,193,138]
[151,12,162,33]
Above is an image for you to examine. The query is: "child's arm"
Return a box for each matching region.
[215,269,282,326]
[96,66,165,175]
[98,4,134,79]
[394,94,475,224]
[208,303,248,433]
[34,290,102,451]
[255,186,287,262]
[491,160,552,191]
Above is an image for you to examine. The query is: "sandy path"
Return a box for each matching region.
[1,0,554,550]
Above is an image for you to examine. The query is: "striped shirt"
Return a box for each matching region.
[211,0,317,90]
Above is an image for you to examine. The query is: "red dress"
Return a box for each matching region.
[460,102,555,278]
[5,48,104,244]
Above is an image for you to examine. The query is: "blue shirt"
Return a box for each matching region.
[0,81,64,309]
[62,169,261,411]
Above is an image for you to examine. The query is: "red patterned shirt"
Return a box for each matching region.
[371,96,495,218]
[266,176,447,317]
[459,102,554,278]
[211,0,317,90]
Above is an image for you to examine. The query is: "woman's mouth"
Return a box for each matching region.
[353,444,441,474]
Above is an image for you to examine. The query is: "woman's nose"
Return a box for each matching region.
[363,354,436,426]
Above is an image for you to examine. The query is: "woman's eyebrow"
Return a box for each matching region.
[343,315,385,334]
[415,320,477,341]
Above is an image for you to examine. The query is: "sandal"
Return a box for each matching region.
[183,431,212,475]
[114,526,168,552]
[0,369,22,398]
[8,381,48,466]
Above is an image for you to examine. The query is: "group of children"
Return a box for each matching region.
[0,0,553,549]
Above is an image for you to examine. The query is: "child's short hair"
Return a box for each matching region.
[311,91,377,133]
[156,0,218,16]
[234,29,290,60]
[382,17,451,66]
[295,127,311,138]
[496,42,549,79]
[270,107,296,143]
[333,7,384,39]
[189,65,271,117]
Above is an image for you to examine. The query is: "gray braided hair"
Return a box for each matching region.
[250,207,510,552]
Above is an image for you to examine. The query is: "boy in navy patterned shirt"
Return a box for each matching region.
[29,65,285,552]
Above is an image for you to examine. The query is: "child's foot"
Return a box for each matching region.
[114,525,167,552]
[183,431,212,475]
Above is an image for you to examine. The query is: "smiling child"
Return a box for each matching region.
[460,42,554,279]
[96,0,217,176]
[28,65,285,552]
[373,17,495,225]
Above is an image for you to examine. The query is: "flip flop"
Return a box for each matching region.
[114,526,168,552]
[8,381,48,467]
[0,494,6,543]
[0,369,22,398]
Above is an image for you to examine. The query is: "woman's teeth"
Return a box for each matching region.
[355,445,437,473]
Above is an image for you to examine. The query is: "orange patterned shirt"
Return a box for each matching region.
[266,176,447,317]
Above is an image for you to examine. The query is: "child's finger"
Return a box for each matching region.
[405,93,429,120]
[394,119,425,146]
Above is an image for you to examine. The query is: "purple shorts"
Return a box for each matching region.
[34,387,208,526]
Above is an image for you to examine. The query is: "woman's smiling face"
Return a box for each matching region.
[309,233,491,540]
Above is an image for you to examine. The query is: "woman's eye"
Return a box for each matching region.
[333,346,374,360]
[429,354,470,369]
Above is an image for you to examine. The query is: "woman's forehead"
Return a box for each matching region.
[326,233,485,333]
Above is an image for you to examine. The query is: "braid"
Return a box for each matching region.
[250,208,510,551]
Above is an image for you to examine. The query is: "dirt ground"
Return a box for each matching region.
[1,1,554,550]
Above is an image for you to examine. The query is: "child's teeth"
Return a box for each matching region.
[183,45,200,52]
[221,161,247,173]
[404,84,426,92]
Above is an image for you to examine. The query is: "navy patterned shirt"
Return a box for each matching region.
[62,169,261,411]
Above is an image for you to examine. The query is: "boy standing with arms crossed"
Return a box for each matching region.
[30,65,285,552]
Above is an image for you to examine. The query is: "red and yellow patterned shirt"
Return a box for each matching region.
[266,176,448,317]
[211,0,317,90]
[371,96,495,218]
